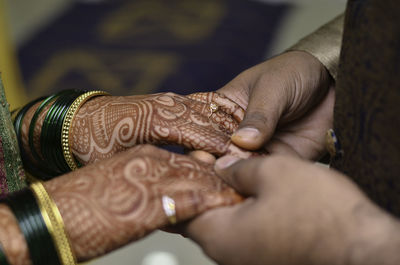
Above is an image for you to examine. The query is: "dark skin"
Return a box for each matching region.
[186,51,400,265]
[216,51,334,159]
[186,155,400,265]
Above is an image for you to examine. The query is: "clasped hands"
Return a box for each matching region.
[23,51,400,264]
[21,88,252,261]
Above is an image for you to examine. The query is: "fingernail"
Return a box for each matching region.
[232,127,260,140]
[215,155,240,170]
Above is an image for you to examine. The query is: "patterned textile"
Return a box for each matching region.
[18,0,289,98]
[332,0,400,216]
[0,76,26,197]
[288,14,344,80]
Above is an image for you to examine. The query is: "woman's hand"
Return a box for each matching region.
[44,144,242,261]
[70,92,248,164]
[217,51,335,160]
[184,155,400,265]
[0,145,242,263]
[22,91,248,166]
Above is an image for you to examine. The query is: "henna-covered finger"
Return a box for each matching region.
[188,150,216,164]
[156,123,231,156]
[170,189,243,224]
[187,92,245,122]
[226,142,255,159]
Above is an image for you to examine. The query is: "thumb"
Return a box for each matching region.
[214,156,267,196]
[230,77,287,151]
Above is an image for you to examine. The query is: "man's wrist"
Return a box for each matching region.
[284,50,335,94]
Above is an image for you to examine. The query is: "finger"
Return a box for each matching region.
[184,198,255,263]
[208,109,239,135]
[214,156,267,196]
[148,93,238,148]
[264,138,301,158]
[163,188,243,225]
[187,92,245,122]
[211,92,245,122]
[126,144,170,158]
[225,142,254,159]
[188,150,216,164]
[150,97,239,153]
[184,206,237,250]
[165,123,231,155]
[231,80,287,151]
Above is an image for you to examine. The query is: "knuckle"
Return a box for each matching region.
[242,111,270,127]
[164,92,177,97]
[140,144,158,152]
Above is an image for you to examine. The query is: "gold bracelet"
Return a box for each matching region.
[62,91,110,170]
[30,181,76,265]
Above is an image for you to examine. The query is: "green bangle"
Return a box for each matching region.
[13,97,46,143]
[5,189,61,265]
[0,241,10,265]
[40,90,82,177]
[53,92,85,173]
[28,91,71,164]
[40,96,64,176]
[13,98,54,180]
[45,94,72,174]
[52,91,84,174]
[13,97,52,179]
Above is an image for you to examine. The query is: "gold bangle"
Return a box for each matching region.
[62,91,110,170]
[30,181,76,265]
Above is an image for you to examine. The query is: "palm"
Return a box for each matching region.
[267,86,334,159]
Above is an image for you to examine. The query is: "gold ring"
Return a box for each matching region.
[208,102,219,118]
[162,195,177,225]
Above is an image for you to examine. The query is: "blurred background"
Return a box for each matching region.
[0,0,345,264]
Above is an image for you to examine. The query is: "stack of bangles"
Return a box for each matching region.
[13,89,110,179]
[0,89,109,265]
[0,182,76,265]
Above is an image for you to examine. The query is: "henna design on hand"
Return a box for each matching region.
[187,91,245,122]
[70,92,244,164]
[44,144,242,262]
[20,92,251,167]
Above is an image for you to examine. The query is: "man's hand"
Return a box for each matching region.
[185,155,400,265]
[217,51,335,159]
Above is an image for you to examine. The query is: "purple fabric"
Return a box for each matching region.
[0,136,9,197]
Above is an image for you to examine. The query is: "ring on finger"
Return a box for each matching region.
[162,195,177,225]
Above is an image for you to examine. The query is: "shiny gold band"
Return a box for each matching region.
[30,181,76,265]
[162,195,177,225]
[61,91,110,170]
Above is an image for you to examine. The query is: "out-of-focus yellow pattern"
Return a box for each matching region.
[0,0,28,109]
